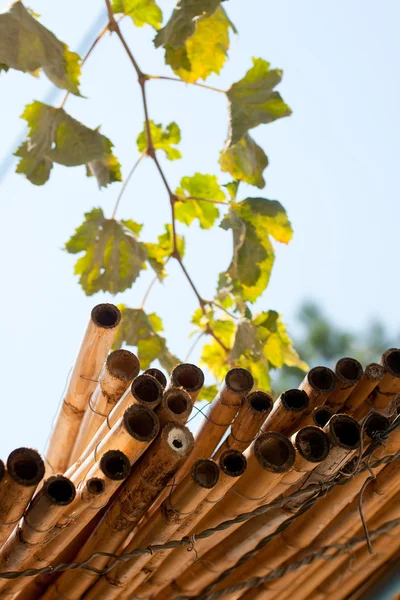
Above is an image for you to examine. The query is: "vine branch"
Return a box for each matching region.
[111,151,146,218]
[147,74,226,94]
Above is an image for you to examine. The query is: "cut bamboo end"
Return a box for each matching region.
[299,366,336,414]
[86,477,106,497]
[344,363,385,415]
[311,406,334,428]
[158,388,193,427]
[326,414,361,450]
[262,389,309,435]
[99,450,131,481]
[219,450,247,478]
[225,368,254,395]
[7,448,45,487]
[131,374,164,409]
[106,349,140,382]
[281,389,310,412]
[247,391,273,413]
[364,412,391,441]
[91,303,122,329]
[255,432,295,473]
[325,357,364,410]
[170,363,204,401]
[164,423,195,457]
[293,426,330,464]
[190,459,220,489]
[44,476,76,506]
[123,404,160,443]
[144,368,167,389]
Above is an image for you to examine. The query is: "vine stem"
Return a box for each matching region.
[185,196,228,205]
[185,331,205,362]
[105,0,230,355]
[111,151,146,219]
[147,74,226,94]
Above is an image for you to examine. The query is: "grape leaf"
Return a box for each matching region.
[201,339,229,381]
[112,0,162,29]
[235,198,293,244]
[146,224,185,279]
[65,208,147,295]
[175,173,225,229]
[113,306,179,371]
[164,7,234,83]
[227,58,292,145]
[220,133,268,189]
[15,102,121,187]
[137,121,182,160]
[154,0,221,49]
[0,2,81,94]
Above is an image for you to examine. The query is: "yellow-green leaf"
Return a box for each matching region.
[199,384,218,402]
[137,121,182,160]
[0,1,81,94]
[146,224,185,280]
[200,339,229,381]
[175,173,225,229]
[86,136,122,188]
[236,198,293,244]
[154,0,221,49]
[112,0,162,29]
[220,133,268,189]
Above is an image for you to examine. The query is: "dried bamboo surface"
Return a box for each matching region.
[343,362,385,414]
[69,349,139,464]
[298,366,336,412]
[324,357,363,411]
[157,388,193,427]
[46,304,121,474]
[261,390,309,435]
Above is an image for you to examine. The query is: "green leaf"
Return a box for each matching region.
[154,0,221,49]
[175,173,225,229]
[227,58,292,145]
[114,306,179,371]
[199,384,218,402]
[136,121,182,160]
[201,339,229,381]
[236,198,293,244]
[230,320,258,362]
[0,2,81,94]
[146,224,185,280]
[65,208,147,295]
[112,0,162,29]
[220,133,268,189]
[164,7,234,83]
[275,318,309,371]
[15,102,121,187]
[224,181,239,200]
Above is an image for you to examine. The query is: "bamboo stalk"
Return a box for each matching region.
[299,366,336,412]
[215,391,272,458]
[135,451,247,600]
[344,546,400,600]
[325,357,363,411]
[0,449,45,547]
[44,424,194,600]
[46,304,121,474]
[157,387,193,427]
[143,368,167,389]
[170,363,204,401]
[69,349,140,464]
[343,363,385,414]
[66,374,163,474]
[260,390,309,435]
[311,405,334,428]
[354,348,400,419]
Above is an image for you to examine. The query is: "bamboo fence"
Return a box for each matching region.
[0,304,399,600]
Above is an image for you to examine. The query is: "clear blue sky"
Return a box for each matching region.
[0,0,399,457]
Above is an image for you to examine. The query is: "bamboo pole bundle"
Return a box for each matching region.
[69,349,140,464]
[135,451,247,600]
[342,362,385,415]
[67,374,163,474]
[169,363,204,401]
[143,368,167,389]
[0,449,45,547]
[260,390,309,435]
[324,357,363,411]
[215,391,273,458]
[46,304,121,474]
[343,546,400,600]
[157,388,193,427]
[162,427,329,599]
[44,424,194,600]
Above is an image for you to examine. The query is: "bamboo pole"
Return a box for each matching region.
[343,363,385,415]
[354,348,400,419]
[0,448,45,547]
[66,374,163,474]
[311,405,334,428]
[135,451,247,600]
[170,363,204,401]
[143,368,167,389]
[215,391,273,458]
[344,546,400,600]
[46,303,121,474]
[260,390,309,435]
[157,387,193,427]
[44,424,194,600]
[298,366,336,412]
[324,357,363,411]
[69,349,140,464]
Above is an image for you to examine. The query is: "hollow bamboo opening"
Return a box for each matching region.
[364,412,390,440]
[365,363,385,380]
[123,405,159,441]
[91,304,121,329]
[247,391,273,413]
[44,476,76,506]
[383,348,400,377]
[86,478,106,496]
[100,450,130,481]
[131,375,163,404]
[171,363,204,392]
[166,391,190,415]
[144,368,167,389]
[255,433,295,472]
[107,350,140,380]
[7,448,45,486]
[165,424,193,456]
[328,414,361,449]
[308,366,336,392]
[281,389,309,412]
[225,368,254,393]
[336,357,363,383]
[192,460,219,488]
[312,406,334,428]
[294,426,330,463]
[219,450,247,477]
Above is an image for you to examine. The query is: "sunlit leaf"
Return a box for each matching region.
[164,7,234,83]
[154,0,221,49]
[227,58,292,145]
[0,1,81,94]
[114,306,179,371]
[15,102,121,187]
[235,197,293,244]
[175,173,225,229]
[200,339,229,381]
[137,121,182,160]
[112,0,162,29]
[220,133,268,189]
[65,208,147,295]
[199,384,218,402]
[230,320,258,362]
[146,224,185,279]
